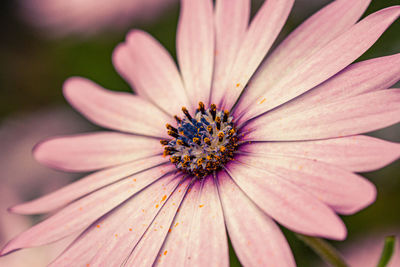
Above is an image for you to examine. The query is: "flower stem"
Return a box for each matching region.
[377,235,396,267]
[295,234,348,267]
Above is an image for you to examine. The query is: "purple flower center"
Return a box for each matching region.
[161,102,238,178]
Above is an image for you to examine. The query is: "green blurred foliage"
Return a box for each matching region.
[0,0,398,266]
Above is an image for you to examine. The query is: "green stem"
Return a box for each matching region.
[377,236,396,267]
[295,234,348,267]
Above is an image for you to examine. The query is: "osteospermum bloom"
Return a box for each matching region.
[2,0,400,266]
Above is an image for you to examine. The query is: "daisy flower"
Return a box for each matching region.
[2,0,400,266]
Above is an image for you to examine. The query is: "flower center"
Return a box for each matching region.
[161,102,238,178]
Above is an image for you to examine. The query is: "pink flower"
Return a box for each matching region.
[2,0,400,266]
[19,0,177,36]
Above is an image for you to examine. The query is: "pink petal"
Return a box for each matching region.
[112,30,188,116]
[156,177,228,266]
[185,177,228,266]
[240,53,400,128]
[124,178,191,266]
[177,0,214,109]
[219,0,294,110]
[49,174,183,266]
[226,161,346,240]
[0,164,175,256]
[11,155,167,214]
[63,77,170,137]
[33,132,163,172]
[209,0,250,105]
[243,89,400,141]
[154,177,202,266]
[236,6,400,122]
[237,154,376,215]
[240,136,400,172]
[235,0,371,115]
[217,171,295,267]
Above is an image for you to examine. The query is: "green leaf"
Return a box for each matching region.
[377,235,396,267]
[295,234,348,267]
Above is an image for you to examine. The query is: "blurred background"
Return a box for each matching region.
[0,0,399,266]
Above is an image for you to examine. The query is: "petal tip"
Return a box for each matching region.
[0,242,20,257]
[32,139,48,165]
[330,221,347,241]
[7,204,31,215]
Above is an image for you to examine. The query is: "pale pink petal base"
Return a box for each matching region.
[124,178,191,266]
[154,178,201,266]
[217,171,295,267]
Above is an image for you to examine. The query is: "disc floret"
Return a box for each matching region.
[161,102,238,178]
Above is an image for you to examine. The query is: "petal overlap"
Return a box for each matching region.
[235,6,400,123]
[225,161,347,240]
[113,30,188,116]
[64,77,171,137]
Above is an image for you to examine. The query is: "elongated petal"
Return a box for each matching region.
[226,161,346,240]
[177,0,214,109]
[33,132,163,172]
[210,0,250,106]
[240,136,400,172]
[243,89,400,141]
[49,174,182,267]
[185,177,228,266]
[217,171,295,267]
[112,30,188,116]
[155,177,229,266]
[236,0,370,114]
[237,155,376,214]
[236,6,400,122]
[11,156,167,214]
[154,177,201,266]
[220,0,294,110]
[124,179,190,266]
[64,77,171,137]
[0,165,175,256]
[243,53,400,126]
